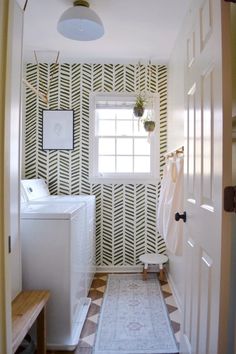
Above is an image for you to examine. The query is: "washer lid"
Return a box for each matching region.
[21,202,84,220]
[21,178,50,201]
[35,194,95,203]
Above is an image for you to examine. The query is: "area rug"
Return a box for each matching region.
[93,273,178,354]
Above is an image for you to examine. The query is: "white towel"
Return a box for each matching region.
[157,163,170,236]
[157,159,176,236]
[157,157,184,255]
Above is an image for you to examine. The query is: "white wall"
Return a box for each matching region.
[166,17,187,310]
[167,34,185,152]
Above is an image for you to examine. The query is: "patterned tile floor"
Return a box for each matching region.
[48,272,181,354]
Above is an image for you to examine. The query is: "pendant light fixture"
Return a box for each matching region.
[57,0,104,41]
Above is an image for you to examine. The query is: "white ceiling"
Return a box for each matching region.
[23,0,190,64]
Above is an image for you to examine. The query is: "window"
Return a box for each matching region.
[89,93,159,184]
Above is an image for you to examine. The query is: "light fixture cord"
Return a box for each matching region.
[138,61,141,95]
[137,62,142,131]
[149,61,155,123]
[148,60,151,93]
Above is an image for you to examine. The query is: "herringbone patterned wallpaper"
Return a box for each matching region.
[24,63,167,267]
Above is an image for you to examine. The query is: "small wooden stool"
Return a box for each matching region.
[139,253,168,281]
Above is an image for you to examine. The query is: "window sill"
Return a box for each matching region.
[89,176,161,185]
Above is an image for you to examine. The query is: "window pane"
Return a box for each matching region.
[98,120,115,136]
[116,109,133,120]
[96,109,116,120]
[99,156,115,173]
[117,156,133,172]
[134,156,150,173]
[93,94,157,180]
[134,138,150,155]
[99,138,115,155]
[117,138,133,155]
[116,120,133,136]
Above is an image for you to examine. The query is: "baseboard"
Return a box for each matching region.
[96,265,143,273]
[166,271,183,314]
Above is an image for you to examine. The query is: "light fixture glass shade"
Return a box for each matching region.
[57,4,104,41]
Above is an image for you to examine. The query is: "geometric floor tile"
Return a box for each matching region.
[47,272,181,354]
[79,333,95,347]
[166,303,179,314]
[170,309,181,323]
[88,313,99,324]
[161,283,172,293]
[92,297,103,306]
[171,320,181,334]
[165,294,179,307]
[96,285,106,292]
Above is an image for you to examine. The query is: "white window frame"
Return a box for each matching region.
[89,92,160,184]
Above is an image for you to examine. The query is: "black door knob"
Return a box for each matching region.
[175,211,187,223]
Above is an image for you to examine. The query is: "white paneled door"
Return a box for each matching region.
[180,1,232,354]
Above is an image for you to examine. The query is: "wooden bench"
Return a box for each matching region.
[12,290,50,354]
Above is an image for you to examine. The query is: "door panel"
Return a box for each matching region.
[201,67,213,206]
[200,0,212,51]
[198,251,212,354]
[187,32,195,69]
[180,0,231,353]
[184,239,195,339]
[187,83,197,201]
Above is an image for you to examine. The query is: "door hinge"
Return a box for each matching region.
[224,186,236,212]
[8,235,11,254]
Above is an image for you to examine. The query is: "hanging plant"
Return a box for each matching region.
[142,116,156,143]
[133,93,146,117]
[144,120,155,132]
[141,112,156,134]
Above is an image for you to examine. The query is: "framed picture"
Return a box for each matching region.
[42,110,74,150]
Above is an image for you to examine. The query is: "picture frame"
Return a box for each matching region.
[42,109,74,150]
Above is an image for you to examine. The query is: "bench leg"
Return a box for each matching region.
[143,263,148,280]
[159,264,164,281]
[37,306,46,354]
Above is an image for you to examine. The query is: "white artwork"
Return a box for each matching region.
[42,110,74,150]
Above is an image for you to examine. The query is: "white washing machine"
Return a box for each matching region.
[21,202,90,350]
[21,178,96,293]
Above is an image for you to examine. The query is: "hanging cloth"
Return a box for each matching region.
[157,159,175,236]
[163,157,184,255]
[157,156,184,255]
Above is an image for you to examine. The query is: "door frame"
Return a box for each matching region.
[218,2,232,353]
[0,1,12,353]
[1,0,26,352]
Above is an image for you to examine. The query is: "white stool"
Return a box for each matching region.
[139,253,168,281]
